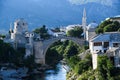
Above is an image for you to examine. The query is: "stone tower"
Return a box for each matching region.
[82,8,87,40]
[8,18,34,57]
[10,19,28,49]
[11,19,28,40]
[14,18,28,34]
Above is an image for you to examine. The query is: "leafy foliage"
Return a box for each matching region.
[96,55,114,80]
[67,55,80,69]
[0,40,23,63]
[0,34,5,38]
[67,27,83,38]
[45,40,82,67]
[0,40,36,70]
[46,48,63,66]
[96,20,120,34]
[33,25,50,39]
[74,54,92,74]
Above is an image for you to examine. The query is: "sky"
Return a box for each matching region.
[68,0,113,6]
[0,0,119,34]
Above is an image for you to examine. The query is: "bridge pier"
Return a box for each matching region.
[35,58,45,64]
[34,41,46,64]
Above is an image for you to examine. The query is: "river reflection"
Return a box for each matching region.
[30,63,66,80]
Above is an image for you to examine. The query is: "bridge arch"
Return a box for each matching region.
[43,36,84,62]
[43,36,85,57]
[34,36,85,64]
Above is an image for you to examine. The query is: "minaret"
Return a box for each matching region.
[9,23,12,33]
[82,8,87,40]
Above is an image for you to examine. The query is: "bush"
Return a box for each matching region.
[97,55,114,80]
[74,54,92,74]
[96,20,120,34]
[66,27,83,38]
[84,45,89,50]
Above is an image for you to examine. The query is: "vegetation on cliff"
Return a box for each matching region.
[45,40,83,66]
[45,39,120,80]
[0,39,36,71]
[96,20,120,34]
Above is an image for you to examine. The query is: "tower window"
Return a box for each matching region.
[17,23,19,26]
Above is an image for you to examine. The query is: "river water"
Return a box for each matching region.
[0,63,66,80]
[43,63,66,80]
[29,63,67,80]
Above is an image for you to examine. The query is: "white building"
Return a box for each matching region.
[7,18,34,57]
[90,32,120,69]
[47,28,66,37]
[86,22,98,41]
[60,27,66,32]
[65,24,82,33]
[53,32,66,37]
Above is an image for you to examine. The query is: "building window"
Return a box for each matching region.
[113,43,119,47]
[104,42,109,48]
[94,42,102,46]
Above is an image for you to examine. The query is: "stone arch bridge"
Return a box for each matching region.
[33,36,85,64]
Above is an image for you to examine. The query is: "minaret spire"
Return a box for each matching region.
[10,23,12,31]
[83,8,86,18]
[82,8,87,40]
[9,23,13,34]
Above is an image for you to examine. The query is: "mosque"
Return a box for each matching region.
[82,8,98,42]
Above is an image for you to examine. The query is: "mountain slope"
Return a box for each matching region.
[0,0,119,32]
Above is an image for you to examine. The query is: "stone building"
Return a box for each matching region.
[90,32,120,69]
[8,18,34,57]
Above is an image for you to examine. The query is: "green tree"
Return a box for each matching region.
[67,55,80,69]
[96,20,120,34]
[104,24,114,32]
[74,54,92,74]
[95,28,103,34]
[67,27,83,38]
[97,55,114,80]
[0,40,25,65]
[0,34,5,38]
[33,25,50,39]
